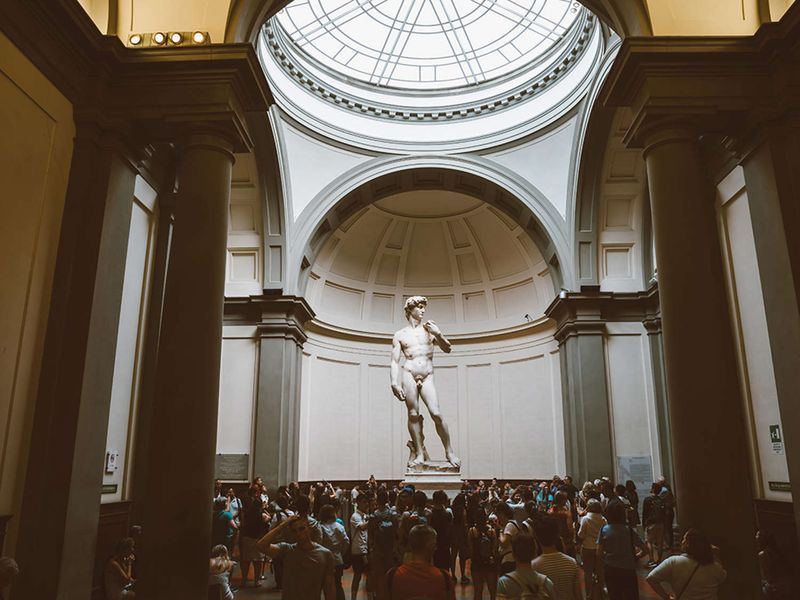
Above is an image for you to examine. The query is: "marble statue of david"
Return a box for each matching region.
[390,296,460,468]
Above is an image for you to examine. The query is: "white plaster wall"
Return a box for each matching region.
[299,328,565,481]
[103,181,157,503]
[717,170,791,501]
[604,322,663,485]
[217,328,259,464]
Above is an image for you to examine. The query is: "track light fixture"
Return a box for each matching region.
[152,32,166,45]
[126,31,210,47]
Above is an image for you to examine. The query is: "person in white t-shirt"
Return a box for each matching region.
[349,494,370,600]
[646,528,726,600]
[578,499,606,599]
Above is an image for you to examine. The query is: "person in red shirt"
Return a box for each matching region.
[387,524,456,600]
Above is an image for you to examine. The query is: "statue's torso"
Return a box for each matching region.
[397,326,434,379]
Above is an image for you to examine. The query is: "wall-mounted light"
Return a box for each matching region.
[127,31,211,48]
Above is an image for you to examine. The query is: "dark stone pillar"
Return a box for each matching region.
[129,190,175,526]
[252,296,314,490]
[546,288,614,484]
[741,128,800,551]
[14,120,139,600]
[137,132,234,600]
[643,123,758,596]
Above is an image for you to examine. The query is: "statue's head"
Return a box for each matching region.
[404,295,428,320]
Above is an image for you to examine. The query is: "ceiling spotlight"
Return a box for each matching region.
[169,32,183,44]
[129,34,142,46]
[192,31,206,44]
[152,32,166,45]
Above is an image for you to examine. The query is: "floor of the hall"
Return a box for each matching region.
[230,563,661,599]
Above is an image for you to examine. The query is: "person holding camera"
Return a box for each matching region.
[105,537,136,600]
[469,509,498,599]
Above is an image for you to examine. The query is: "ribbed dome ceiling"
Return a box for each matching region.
[307,190,555,336]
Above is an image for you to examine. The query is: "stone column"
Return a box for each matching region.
[13,120,139,599]
[643,123,758,595]
[137,132,234,600]
[546,288,614,484]
[642,312,674,487]
[129,191,175,526]
[251,296,315,490]
[741,127,800,550]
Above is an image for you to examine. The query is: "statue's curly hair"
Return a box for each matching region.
[404,295,428,318]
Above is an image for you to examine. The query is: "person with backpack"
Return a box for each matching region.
[368,489,400,600]
[577,499,606,600]
[642,483,665,567]
[349,493,371,600]
[469,510,499,599]
[495,503,521,575]
[319,504,349,600]
[496,533,555,600]
[646,528,726,600]
[547,491,576,557]
[429,491,454,574]
[597,501,645,600]
[387,525,455,600]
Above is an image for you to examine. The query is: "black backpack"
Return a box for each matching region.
[647,495,665,525]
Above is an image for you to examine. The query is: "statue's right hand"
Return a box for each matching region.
[391,384,406,401]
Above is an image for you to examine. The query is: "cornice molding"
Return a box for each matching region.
[224,294,315,344]
[0,0,273,153]
[545,283,660,343]
[599,2,800,148]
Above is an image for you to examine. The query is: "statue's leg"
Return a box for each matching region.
[419,377,460,467]
[402,370,425,466]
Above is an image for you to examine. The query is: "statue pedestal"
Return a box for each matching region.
[403,461,462,499]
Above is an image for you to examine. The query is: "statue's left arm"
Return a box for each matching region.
[424,320,451,353]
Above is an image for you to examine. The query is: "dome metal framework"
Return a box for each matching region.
[276,0,582,91]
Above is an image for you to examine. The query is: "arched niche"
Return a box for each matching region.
[289,159,573,300]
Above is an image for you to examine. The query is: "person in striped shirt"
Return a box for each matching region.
[531,519,584,599]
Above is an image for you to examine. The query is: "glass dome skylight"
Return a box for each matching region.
[276,0,581,90]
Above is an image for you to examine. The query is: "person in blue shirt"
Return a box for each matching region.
[597,500,645,599]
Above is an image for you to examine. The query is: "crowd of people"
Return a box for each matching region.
[205,474,746,600]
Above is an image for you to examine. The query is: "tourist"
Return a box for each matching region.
[269,495,293,590]
[105,538,136,600]
[657,479,676,551]
[597,501,645,600]
[430,490,455,574]
[642,483,665,566]
[577,499,606,600]
[623,481,640,529]
[0,557,18,600]
[350,493,371,600]
[386,525,455,600]
[469,509,498,600]
[756,529,796,599]
[212,497,238,554]
[368,488,400,600]
[496,533,555,599]
[208,544,236,600]
[646,528,726,599]
[495,502,521,575]
[548,491,576,557]
[451,490,472,584]
[238,487,269,587]
[290,494,323,543]
[319,504,350,600]
[257,515,336,600]
[531,519,583,600]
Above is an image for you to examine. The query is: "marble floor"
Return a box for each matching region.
[231,563,661,599]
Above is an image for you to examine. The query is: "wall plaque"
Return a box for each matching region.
[617,455,654,510]
[101,484,118,495]
[768,481,791,492]
[215,454,250,481]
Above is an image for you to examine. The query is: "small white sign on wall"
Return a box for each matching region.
[769,424,784,455]
[105,450,119,474]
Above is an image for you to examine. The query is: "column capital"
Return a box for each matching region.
[600,4,800,150]
[545,284,660,344]
[225,295,316,345]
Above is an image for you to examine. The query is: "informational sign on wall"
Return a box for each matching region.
[617,455,654,511]
[769,424,784,455]
[215,453,250,481]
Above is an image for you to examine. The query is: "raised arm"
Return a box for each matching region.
[390,332,406,401]
[424,320,451,353]
[256,515,295,557]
